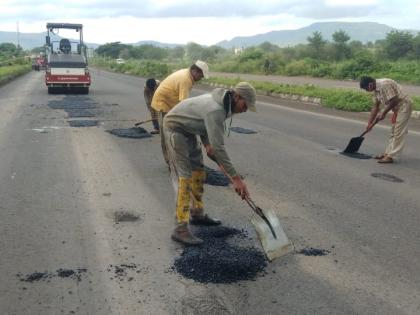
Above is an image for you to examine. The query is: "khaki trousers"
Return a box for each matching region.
[384,101,413,159]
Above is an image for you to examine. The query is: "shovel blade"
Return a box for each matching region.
[251,208,293,261]
[343,136,364,153]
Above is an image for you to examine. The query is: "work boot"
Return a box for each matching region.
[171,223,203,245]
[190,208,221,226]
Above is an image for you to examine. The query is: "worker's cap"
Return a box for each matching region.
[194,60,209,79]
[234,82,257,112]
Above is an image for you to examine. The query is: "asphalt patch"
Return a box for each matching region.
[204,166,229,186]
[230,127,257,134]
[66,109,95,118]
[48,96,96,110]
[68,120,98,127]
[371,173,404,183]
[173,226,267,284]
[114,210,141,222]
[107,127,152,139]
[297,247,330,256]
[17,268,87,283]
[340,152,372,159]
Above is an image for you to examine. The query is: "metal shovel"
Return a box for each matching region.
[208,155,293,260]
[343,120,378,153]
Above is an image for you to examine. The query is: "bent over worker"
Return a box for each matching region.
[163,82,257,245]
[151,60,209,165]
[143,78,160,134]
[360,76,413,164]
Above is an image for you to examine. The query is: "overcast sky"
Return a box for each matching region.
[1,0,420,45]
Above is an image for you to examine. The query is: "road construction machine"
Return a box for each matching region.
[45,23,90,94]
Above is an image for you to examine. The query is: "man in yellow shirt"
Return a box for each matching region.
[152,60,209,164]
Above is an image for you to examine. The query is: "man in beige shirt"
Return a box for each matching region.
[360,76,413,163]
[152,60,209,164]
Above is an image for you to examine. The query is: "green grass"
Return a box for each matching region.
[0,64,31,84]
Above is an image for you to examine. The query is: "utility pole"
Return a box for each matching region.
[16,21,21,49]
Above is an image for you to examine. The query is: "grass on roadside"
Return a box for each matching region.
[0,64,32,84]
[206,77,420,112]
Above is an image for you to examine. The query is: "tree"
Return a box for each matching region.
[383,30,414,60]
[95,42,130,59]
[307,31,327,59]
[332,30,351,60]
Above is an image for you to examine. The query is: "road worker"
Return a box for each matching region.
[151,60,209,165]
[163,82,257,245]
[360,76,413,163]
[143,78,160,134]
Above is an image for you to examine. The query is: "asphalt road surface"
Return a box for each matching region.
[1,69,419,315]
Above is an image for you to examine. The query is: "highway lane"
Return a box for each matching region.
[0,69,419,314]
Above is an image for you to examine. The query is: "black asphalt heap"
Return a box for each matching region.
[48,95,97,119]
[204,166,229,186]
[173,226,267,284]
[230,127,257,134]
[107,127,151,139]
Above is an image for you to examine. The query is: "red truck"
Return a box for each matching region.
[45,23,91,94]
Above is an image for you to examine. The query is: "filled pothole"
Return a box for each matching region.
[17,268,87,283]
[114,210,141,223]
[340,152,372,159]
[371,173,404,183]
[66,109,95,118]
[204,166,229,186]
[172,226,267,284]
[107,127,151,139]
[68,120,98,127]
[230,127,257,134]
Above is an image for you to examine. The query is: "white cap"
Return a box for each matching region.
[194,60,209,79]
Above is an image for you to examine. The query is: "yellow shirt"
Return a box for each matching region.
[151,69,194,113]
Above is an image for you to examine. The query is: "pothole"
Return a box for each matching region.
[340,152,372,159]
[230,127,257,134]
[204,166,229,186]
[66,109,95,118]
[114,210,141,222]
[68,120,98,127]
[107,127,151,139]
[17,268,87,283]
[172,226,267,284]
[371,173,404,183]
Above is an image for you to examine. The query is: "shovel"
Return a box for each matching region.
[134,118,153,127]
[343,119,378,153]
[208,154,293,260]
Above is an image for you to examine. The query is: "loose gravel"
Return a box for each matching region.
[173,226,267,284]
[371,173,404,183]
[297,247,330,256]
[230,127,257,134]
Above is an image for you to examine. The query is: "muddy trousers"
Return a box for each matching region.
[384,101,413,159]
[164,128,204,223]
[157,111,169,164]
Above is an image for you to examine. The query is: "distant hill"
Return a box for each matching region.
[131,40,183,48]
[215,22,409,48]
[0,31,100,50]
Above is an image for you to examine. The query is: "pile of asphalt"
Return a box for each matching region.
[340,152,372,159]
[68,120,98,127]
[17,268,87,283]
[173,226,267,284]
[297,247,330,256]
[107,127,151,139]
[204,166,229,186]
[230,127,257,134]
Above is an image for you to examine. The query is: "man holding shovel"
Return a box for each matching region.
[163,82,256,245]
[360,76,413,163]
[151,60,209,165]
[143,78,160,134]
